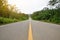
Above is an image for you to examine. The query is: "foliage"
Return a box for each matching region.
[31,8,60,24]
[0,17,18,25]
[0,0,28,25]
[48,0,60,9]
[31,0,60,24]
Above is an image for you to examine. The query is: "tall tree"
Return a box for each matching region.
[49,0,60,6]
[48,0,60,8]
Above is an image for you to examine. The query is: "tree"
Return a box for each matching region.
[49,0,60,6]
[48,0,60,8]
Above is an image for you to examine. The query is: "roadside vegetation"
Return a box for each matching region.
[0,0,28,25]
[31,0,60,24]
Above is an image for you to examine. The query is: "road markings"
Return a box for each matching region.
[28,22,33,40]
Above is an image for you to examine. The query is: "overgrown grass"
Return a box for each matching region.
[0,17,21,25]
[0,17,29,25]
[0,17,19,25]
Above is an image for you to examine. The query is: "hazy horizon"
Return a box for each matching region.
[8,0,50,14]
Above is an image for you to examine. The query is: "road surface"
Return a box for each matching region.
[31,20,60,40]
[0,20,60,40]
[0,20,29,40]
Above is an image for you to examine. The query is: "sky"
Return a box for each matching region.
[8,0,50,14]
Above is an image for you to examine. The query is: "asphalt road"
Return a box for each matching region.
[0,20,60,40]
[31,20,60,40]
[0,20,29,40]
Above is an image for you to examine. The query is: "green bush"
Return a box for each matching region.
[0,17,19,25]
[31,8,60,24]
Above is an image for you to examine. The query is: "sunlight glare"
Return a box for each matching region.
[8,0,50,14]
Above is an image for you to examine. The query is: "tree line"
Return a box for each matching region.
[0,0,28,25]
[31,0,60,24]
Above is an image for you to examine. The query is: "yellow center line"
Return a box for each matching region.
[28,22,33,40]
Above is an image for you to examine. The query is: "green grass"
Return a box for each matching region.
[0,16,28,25]
[0,17,19,25]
